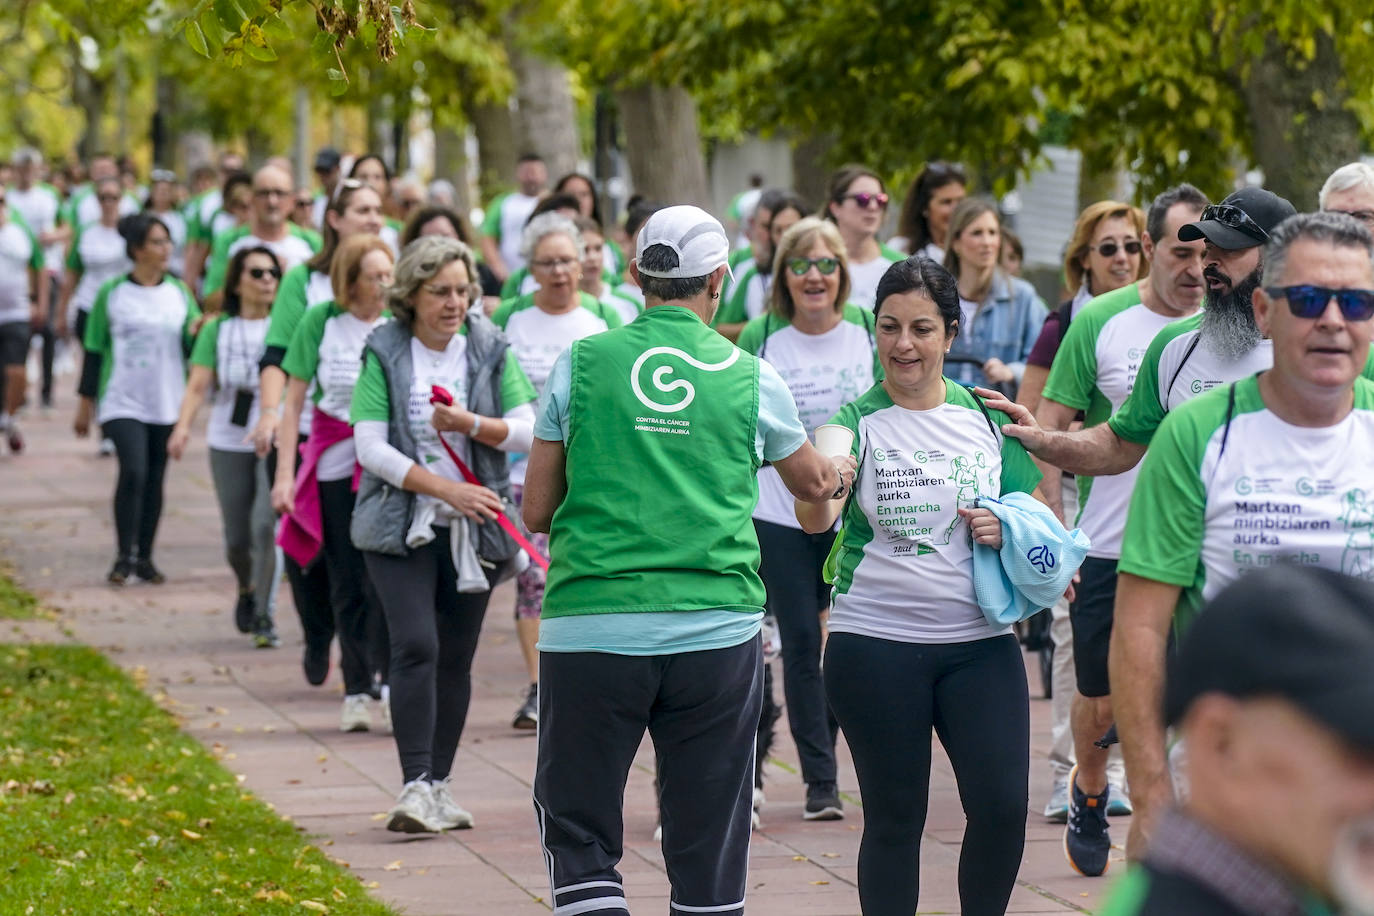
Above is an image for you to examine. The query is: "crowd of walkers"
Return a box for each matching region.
[4,141,1374,916]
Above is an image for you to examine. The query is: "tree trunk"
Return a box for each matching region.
[152,74,178,170]
[432,122,470,212]
[790,133,837,212]
[1076,154,1120,214]
[469,100,517,203]
[1241,31,1360,210]
[71,42,108,162]
[506,44,580,178]
[615,84,710,208]
[292,88,311,189]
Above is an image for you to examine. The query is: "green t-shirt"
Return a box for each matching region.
[1118,374,1374,631]
[264,263,333,354]
[202,224,322,296]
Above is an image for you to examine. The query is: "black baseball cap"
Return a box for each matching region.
[1165,565,1374,750]
[1178,187,1296,250]
[313,147,342,172]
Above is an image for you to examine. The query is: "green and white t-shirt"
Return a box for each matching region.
[1042,283,1195,558]
[1119,375,1374,632]
[83,275,200,426]
[737,305,881,528]
[480,191,539,273]
[596,286,643,326]
[67,223,131,320]
[0,215,43,325]
[8,183,63,272]
[265,264,334,437]
[281,301,390,481]
[713,258,768,327]
[827,381,1042,644]
[190,314,269,453]
[847,244,906,311]
[1109,311,1274,445]
[62,185,138,229]
[202,225,321,296]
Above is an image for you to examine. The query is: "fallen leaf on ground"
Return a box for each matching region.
[383,860,403,871]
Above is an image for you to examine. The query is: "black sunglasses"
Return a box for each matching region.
[1200,204,1269,243]
[248,267,282,281]
[1264,285,1374,321]
[1093,240,1142,258]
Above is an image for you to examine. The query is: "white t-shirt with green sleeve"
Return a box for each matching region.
[1118,375,1374,632]
[736,305,880,528]
[67,223,131,322]
[1042,283,1192,558]
[597,287,643,326]
[281,301,390,481]
[189,315,269,453]
[480,191,539,273]
[0,217,43,325]
[846,244,905,311]
[825,381,1042,644]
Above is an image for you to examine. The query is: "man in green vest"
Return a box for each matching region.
[522,205,856,916]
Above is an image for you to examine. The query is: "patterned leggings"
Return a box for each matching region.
[511,485,549,620]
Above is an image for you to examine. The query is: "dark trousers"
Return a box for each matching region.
[364,531,494,784]
[318,477,388,696]
[102,418,173,561]
[755,518,839,785]
[39,274,57,403]
[533,637,762,916]
[268,443,336,657]
[826,633,1029,916]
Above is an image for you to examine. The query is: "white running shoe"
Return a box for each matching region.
[340,694,371,732]
[429,778,474,830]
[386,779,442,834]
[376,686,393,735]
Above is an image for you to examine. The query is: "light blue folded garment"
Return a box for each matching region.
[971,492,1091,626]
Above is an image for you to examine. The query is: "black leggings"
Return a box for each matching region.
[755,519,838,785]
[102,418,173,561]
[318,477,388,696]
[364,529,494,784]
[826,633,1029,916]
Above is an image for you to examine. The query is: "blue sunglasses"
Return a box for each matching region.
[1264,285,1374,321]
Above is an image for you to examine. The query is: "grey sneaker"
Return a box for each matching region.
[429,778,474,830]
[1044,776,1070,822]
[340,694,371,732]
[512,682,538,730]
[387,779,442,834]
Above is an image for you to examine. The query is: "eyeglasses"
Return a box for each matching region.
[786,257,840,276]
[253,188,289,199]
[421,284,471,301]
[1094,240,1143,258]
[248,267,282,280]
[531,257,577,273]
[1200,204,1269,243]
[97,194,121,203]
[1328,209,1374,226]
[841,192,889,210]
[1264,285,1374,321]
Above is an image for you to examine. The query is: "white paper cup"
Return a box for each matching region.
[814,424,855,457]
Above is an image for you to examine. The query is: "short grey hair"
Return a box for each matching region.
[1261,211,1374,287]
[1318,162,1374,210]
[638,244,709,302]
[520,212,583,262]
[10,147,41,167]
[387,235,480,329]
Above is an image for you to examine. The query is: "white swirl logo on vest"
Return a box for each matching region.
[630,346,740,413]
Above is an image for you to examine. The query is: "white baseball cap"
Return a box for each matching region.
[635,205,734,280]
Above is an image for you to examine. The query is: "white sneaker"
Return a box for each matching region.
[429,778,474,830]
[340,694,371,732]
[376,686,393,735]
[386,779,442,833]
[1043,776,1070,822]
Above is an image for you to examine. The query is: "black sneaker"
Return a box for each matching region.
[107,557,134,586]
[803,782,844,821]
[133,559,165,584]
[1064,765,1112,876]
[512,682,538,730]
[302,637,331,686]
[234,593,256,634]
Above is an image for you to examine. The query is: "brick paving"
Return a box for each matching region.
[1,394,1120,914]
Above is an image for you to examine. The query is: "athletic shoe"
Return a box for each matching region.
[107,557,134,585]
[6,424,23,454]
[234,593,256,634]
[1064,765,1112,876]
[302,637,330,686]
[98,437,115,457]
[376,685,393,735]
[252,618,280,649]
[429,778,474,830]
[340,694,371,732]
[133,559,165,584]
[386,779,442,834]
[1107,782,1133,817]
[803,782,844,821]
[652,823,662,842]
[512,682,538,730]
[1043,776,1070,822]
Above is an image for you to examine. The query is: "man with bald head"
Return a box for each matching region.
[202,164,321,299]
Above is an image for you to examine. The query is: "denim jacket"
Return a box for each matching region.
[946,272,1048,387]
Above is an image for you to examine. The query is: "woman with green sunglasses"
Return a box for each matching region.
[735,216,881,822]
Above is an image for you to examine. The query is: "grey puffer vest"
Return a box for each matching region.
[349,315,520,560]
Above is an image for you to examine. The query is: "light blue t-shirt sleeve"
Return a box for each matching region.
[756,359,808,463]
[534,347,573,441]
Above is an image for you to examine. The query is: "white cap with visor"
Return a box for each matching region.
[635,205,734,281]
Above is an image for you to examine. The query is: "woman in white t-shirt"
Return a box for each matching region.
[169,246,283,646]
[735,217,878,822]
[146,171,189,278]
[57,178,131,340]
[795,256,1044,916]
[489,212,623,730]
[74,214,201,585]
[823,165,904,310]
[890,161,968,260]
[575,215,641,325]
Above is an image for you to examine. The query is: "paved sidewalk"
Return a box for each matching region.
[1,398,1118,914]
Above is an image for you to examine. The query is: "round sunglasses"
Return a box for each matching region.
[1093,240,1142,258]
[787,257,840,276]
[1265,285,1374,321]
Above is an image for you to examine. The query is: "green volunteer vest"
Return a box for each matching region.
[544,305,765,618]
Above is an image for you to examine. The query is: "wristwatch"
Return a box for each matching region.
[830,466,848,500]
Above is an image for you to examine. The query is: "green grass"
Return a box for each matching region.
[0,643,401,915]
[0,570,42,619]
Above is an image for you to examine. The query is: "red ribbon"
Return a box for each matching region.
[429,385,549,571]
